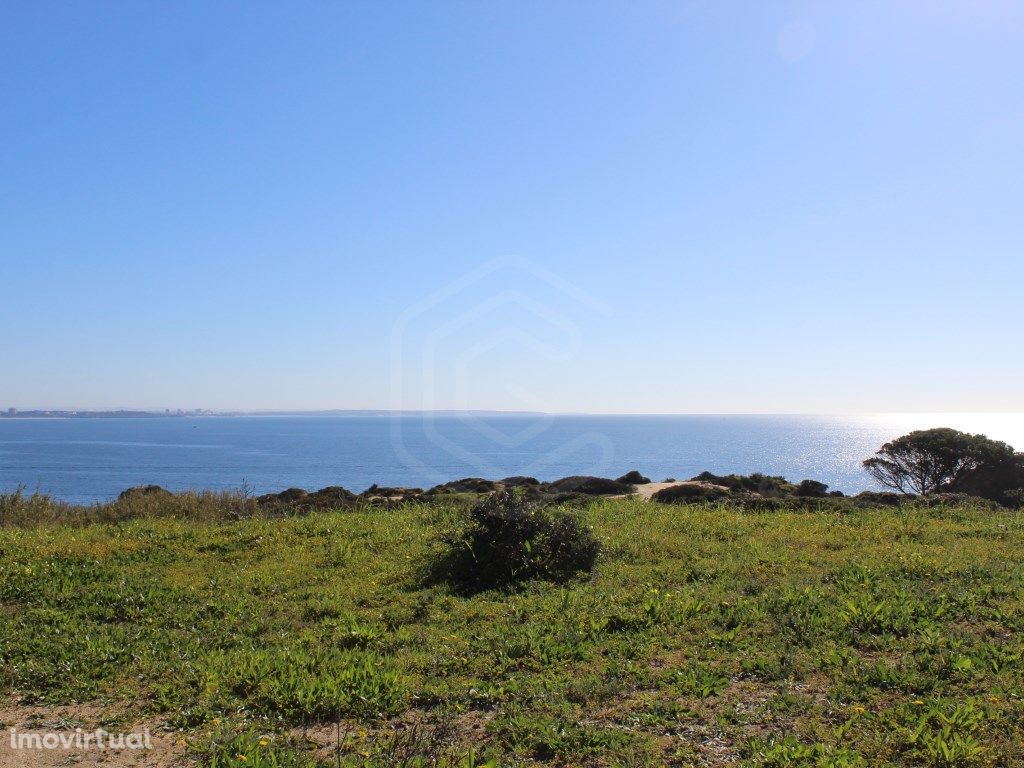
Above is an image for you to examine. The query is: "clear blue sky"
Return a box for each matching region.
[2,2,1021,413]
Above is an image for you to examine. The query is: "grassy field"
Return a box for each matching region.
[1,497,1023,766]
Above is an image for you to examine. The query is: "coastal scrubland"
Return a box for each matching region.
[0,488,1022,767]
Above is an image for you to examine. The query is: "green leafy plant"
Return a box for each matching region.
[432,490,601,591]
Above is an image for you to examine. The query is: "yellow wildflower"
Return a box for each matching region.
[913,699,924,706]
[852,705,865,714]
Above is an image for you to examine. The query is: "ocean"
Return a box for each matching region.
[1,413,1022,504]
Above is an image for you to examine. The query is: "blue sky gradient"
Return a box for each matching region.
[2,2,1022,412]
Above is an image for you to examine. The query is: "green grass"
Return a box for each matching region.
[1,497,1023,766]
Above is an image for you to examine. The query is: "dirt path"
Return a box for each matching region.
[631,481,689,500]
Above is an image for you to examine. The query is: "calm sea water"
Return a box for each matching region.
[1,414,1022,504]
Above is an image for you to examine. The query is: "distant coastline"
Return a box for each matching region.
[0,408,548,419]
[0,409,199,419]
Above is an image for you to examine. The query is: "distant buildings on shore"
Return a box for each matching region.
[0,408,211,419]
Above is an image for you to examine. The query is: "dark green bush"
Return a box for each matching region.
[435,490,601,591]
[255,485,358,511]
[118,484,173,501]
[914,492,1002,510]
[616,470,651,485]
[690,471,794,496]
[546,476,635,495]
[428,477,499,494]
[501,475,540,487]
[651,483,730,504]
[797,479,829,497]
[853,491,906,506]
[949,455,1024,506]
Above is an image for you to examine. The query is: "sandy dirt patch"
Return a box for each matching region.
[0,703,184,768]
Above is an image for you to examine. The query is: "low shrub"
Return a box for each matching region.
[543,491,596,508]
[545,476,635,495]
[797,479,829,497]
[735,494,788,511]
[0,486,255,527]
[256,487,308,505]
[118,484,173,501]
[305,485,357,507]
[616,470,651,485]
[501,476,540,487]
[429,477,499,494]
[691,471,795,496]
[854,491,908,506]
[913,493,1003,511]
[113,488,255,520]
[256,486,358,512]
[651,483,730,504]
[433,490,601,591]
[0,487,76,526]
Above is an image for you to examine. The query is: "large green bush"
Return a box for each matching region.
[435,490,601,591]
